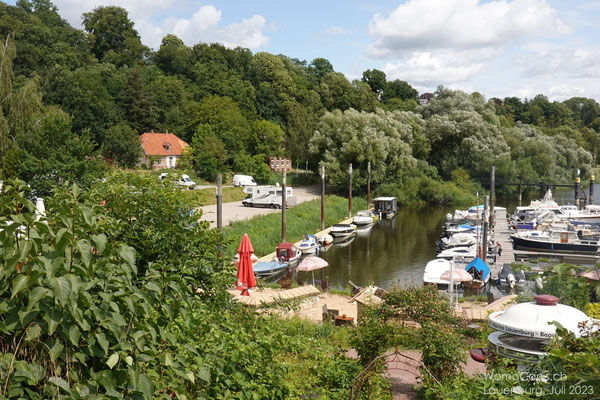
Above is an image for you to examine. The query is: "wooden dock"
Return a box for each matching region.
[491,210,514,279]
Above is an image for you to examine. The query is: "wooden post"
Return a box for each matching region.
[482,195,489,261]
[489,165,495,230]
[216,174,223,231]
[367,161,371,208]
[282,170,286,242]
[305,160,308,174]
[518,181,523,207]
[575,171,581,209]
[321,165,325,231]
[296,161,298,177]
[348,163,352,218]
[590,174,595,205]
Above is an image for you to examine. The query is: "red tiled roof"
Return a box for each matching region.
[140,132,188,156]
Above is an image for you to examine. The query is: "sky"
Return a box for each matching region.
[9,0,600,101]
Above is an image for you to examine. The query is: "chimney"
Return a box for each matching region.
[165,129,169,136]
[150,129,154,133]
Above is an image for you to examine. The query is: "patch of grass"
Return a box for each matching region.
[223,195,367,256]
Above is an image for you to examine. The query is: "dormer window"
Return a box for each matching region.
[163,142,171,151]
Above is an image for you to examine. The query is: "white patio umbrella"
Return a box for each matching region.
[297,256,328,285]
[440,268,473,283]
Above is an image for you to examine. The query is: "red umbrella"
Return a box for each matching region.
[236,234,256,296]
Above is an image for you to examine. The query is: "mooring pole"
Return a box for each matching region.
[367,161,371,208]
[282,170,287,242]
[348,163,352,218]
[216,174,223,231]
[575,171,581,209]
[482,195,489,261]
[321,165,325,231]
[518,181,523,207]
[305,160,308,174]
[489,165,495,231]
[590,174,595,205]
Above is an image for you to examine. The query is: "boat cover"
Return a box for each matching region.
[465,256,490,280]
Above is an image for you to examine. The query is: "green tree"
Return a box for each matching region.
[191,126,228,180]
[383,79,418,102]
[249,119,284,156]
[82,6,148,65]
[14,108,105,195]
[307,57,334,84]
[121,67,157,133]
[361,68,386,96]
[103,122,142,168]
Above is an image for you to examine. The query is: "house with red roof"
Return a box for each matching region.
[139,130,188,169]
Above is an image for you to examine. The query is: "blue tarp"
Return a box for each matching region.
[465,256,490,280]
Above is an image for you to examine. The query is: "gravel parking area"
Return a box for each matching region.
[199,185,321,228]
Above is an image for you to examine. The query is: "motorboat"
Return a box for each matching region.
[559,204,600,224]
[437,245,476,260]
[275,242,302,266]
[511,228,599,254]
[318,233,333,246]
[463,256,490,289]
[253,261,288,277]
[353,210,374,226]
[373,197,397,219]
[423,258,468,287]
[445,223,477,236]
[298,234,320,255]
[437,232,476,250]
[329,224,357,238]
[496,265,526,289]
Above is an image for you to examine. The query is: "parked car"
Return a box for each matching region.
[232,174,257,187]
[159,173,196,189]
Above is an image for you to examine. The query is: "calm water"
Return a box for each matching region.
[306,185,591,291]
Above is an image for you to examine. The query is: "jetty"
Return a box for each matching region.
[491,209,514,279]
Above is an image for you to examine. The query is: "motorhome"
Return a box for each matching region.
[242,185,297,208]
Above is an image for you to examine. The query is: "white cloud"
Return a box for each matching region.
[547,85,585,101]
[381,49,495,85]
[52,0,270,50]
[367,0,570,58]
[518,44,600,79]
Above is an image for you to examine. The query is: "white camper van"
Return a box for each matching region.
[242,185,297,208]
[232,175,257,187]
[159,173,196,189]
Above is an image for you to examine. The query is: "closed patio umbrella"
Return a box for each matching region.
[440,268,473,283]
[297,256,328,285]
[236,234,256,296]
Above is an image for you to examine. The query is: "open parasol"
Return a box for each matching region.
[236,234,256,296]
[297,256,328,285]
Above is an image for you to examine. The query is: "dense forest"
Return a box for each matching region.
[1,0,600,200]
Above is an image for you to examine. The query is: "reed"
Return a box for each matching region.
[223,195,367,256]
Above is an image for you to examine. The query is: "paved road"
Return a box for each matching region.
[199,185,321,229]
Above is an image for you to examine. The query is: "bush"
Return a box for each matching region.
[535,272,589,311]
[420,322,466,383]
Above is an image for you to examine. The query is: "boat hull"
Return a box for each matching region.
[512,236,599,254]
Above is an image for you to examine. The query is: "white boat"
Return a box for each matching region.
[298,234,319,254]
[329,223,357,238]
[437,245,476,260]
[423,259,465,286]
[353,210,374,226]
[511,228,599,254]
[439,232,476,249]
[318,234,334,246]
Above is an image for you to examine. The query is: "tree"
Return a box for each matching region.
[14,108,106,195]
[82,6,147,65]
[121,67,157,133]
[383,79,418,102]
[317,72,355,111]
[154,34,192,76]
[307,57,334,84]
[249,119,284,156]
[191,126,228,180]
[103,122,142,168]
[361,69,386,97]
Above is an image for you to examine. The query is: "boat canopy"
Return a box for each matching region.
[465,256,490,280]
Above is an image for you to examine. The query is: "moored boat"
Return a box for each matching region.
[253,261,288,277]
[276,242,302,266]
[353,210,374,226]
[373,197,397,219]
[298,234,320,254]
[464,256,490,289]
[330,223,357,238]
[423,258,468,287]
[511,228,599,254]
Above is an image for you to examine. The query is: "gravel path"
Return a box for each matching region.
[199,185,321,229]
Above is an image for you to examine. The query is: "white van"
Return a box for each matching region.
[232,175,257,187]
[159,173,196,189]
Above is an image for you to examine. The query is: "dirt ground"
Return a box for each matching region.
[198,185,321,229]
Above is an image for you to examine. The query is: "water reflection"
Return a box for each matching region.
[321,205,454,289]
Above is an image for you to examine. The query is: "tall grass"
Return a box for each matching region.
[223,195,367,256]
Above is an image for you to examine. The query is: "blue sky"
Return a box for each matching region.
[8,0,600,101]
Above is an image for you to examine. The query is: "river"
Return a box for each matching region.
[314,185,592,291]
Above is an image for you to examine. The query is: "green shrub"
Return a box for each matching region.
[420,322,466,383]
